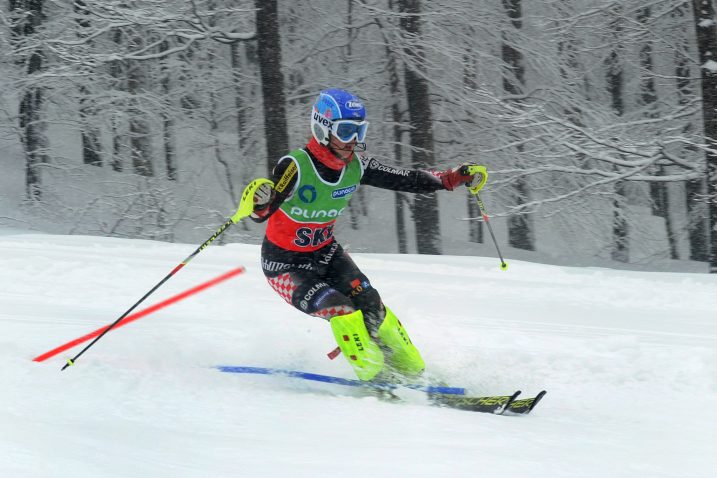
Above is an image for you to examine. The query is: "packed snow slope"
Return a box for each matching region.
[1,232,715,478]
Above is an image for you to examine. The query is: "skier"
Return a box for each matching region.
[248,88,485,382]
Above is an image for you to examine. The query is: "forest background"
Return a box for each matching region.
[2,0,717,273]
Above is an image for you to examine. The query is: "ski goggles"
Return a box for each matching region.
[331,119,369,143]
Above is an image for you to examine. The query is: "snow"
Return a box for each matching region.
[1,231,716,477]
[702,59,717,72]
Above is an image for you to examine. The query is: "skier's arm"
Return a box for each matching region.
[359,157,482,193]
[249,157,298,223]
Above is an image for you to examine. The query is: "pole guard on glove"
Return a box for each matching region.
[232,178,275,224]
[464,165,488,194]
[440,164,488,193]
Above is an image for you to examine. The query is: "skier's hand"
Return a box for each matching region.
[440,164,486,191]
[250,182,275,220]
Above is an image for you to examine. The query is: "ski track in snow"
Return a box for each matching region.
[1,232,716,477]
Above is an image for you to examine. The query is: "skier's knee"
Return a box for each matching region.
[348,280,383,333]
[292,281,355,319]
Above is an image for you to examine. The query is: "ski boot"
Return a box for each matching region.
[376,306,425,377]
[330,309,384,381]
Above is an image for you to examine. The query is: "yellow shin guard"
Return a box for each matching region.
[330,310,384,381]
[377,306,425,376]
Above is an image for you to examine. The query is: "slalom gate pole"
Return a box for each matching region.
[61,178,274,371]
[465,166,508,271]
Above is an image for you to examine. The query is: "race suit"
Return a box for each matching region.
[251,144,446,335]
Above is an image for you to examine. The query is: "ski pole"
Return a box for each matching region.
[465,166,508,271]
[61,178,274,370]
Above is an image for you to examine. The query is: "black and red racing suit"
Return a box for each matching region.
[251,146,447,334]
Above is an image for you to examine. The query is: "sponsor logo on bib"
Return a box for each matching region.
[331,185,357,199]
[298,185,317,203]
[290,206,345,219]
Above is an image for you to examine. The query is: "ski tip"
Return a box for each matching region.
[500,390,547,416]
[527,390,547,414]
[497,390,522,414]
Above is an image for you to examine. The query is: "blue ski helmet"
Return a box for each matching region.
[311,88,368,146]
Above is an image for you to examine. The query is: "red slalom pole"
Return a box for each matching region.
[34,266,245,363]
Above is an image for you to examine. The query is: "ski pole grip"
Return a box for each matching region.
[466,165,488,194]
[232,178,275,224]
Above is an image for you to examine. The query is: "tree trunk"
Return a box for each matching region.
[636,7,678,259]
[20,53,45,201]
[161,76,176,181]
[463,51,483,244]
[109,28,126,173]
[692,0,717,272]
[675,4,708,262]
[605,9,629,262]
[345,0,363,232]
[386,39,409,253]
[502,0,534,250]
[255,0,289,176]
[611,191,629,263]
[74,0,103,168]
[399,0,441,255]
[12,0,47,200]
[651,168,678,260]
[79,97,103,168]
[159,41,176,181]
[686,178,708,261]
[231,41,247,153]
[127,60,153,177]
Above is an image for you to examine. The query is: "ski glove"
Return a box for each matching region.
[440,164,486,191]
[250,182,275,220]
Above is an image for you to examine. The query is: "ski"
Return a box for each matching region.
[216,365,546,415]
[505,390,547,415]
[216,365,466,394]
[429,390,522,414]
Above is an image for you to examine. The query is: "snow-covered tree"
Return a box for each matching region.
[1,0,715,270]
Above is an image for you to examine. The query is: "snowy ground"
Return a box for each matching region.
[1,231,716,478]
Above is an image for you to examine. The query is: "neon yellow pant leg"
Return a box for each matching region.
[330,310,384,381]
[377,306,425,376]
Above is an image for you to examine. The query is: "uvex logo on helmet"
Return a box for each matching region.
[313,111,332,127]
[345,100,363,110]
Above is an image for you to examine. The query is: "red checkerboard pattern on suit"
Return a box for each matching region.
[266,273,297,304]
[312,305,354,319]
